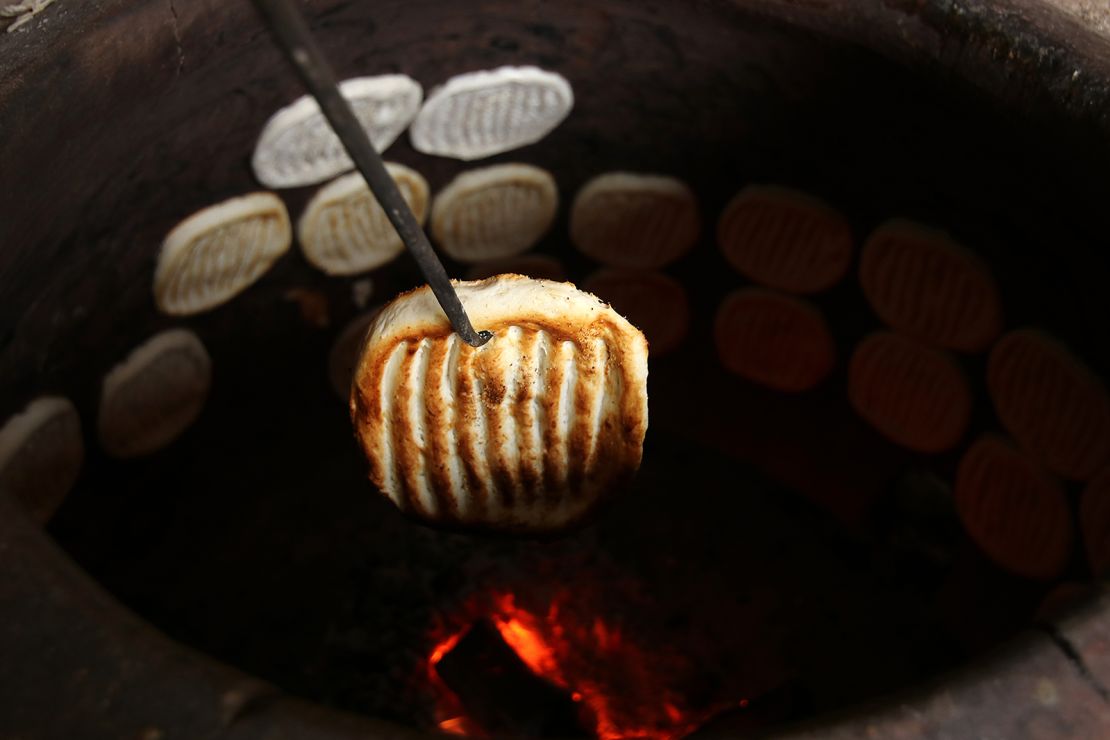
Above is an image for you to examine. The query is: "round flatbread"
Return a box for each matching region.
[350,275,649,532]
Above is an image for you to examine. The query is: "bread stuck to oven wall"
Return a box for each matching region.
[350,274,649,533]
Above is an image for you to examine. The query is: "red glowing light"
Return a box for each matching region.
[512,593,718,739]
[438,716,476,736]
[430,631,465,667]
[491,595,562,680]
[425,624,475,735]
[422,587,750,740]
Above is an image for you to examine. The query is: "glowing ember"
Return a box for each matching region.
[430,631,466,668]
[426,626,474,733]
[438,716,483,736]
[491,595,562,680]
[425,589,746,740]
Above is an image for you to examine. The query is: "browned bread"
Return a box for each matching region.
[955,435,1073,580]
[570,173,699,269]
[859,220,1002,352]
[987,329,1110,481]
[717,185,853,294]
[350,274,649,532]
[848,331,970,453]
[714,287,836,392]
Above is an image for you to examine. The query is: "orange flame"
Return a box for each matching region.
[430,631,465,668]
[424,589,740,740]
[438,716,483,736]
[493,593,714,740]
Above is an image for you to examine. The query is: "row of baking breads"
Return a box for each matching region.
[152,165,702,316]
[251,67,575,187]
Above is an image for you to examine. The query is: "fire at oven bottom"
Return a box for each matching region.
[51,343,1051,740]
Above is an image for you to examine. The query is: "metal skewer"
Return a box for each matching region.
[252,0,492,348]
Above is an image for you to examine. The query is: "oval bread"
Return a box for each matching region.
[350,274,649,532]
[987,329,1110,481]
[570,173,699,269]
[955,435,1073,580]
[154,193,291,316]
[431,164,558,263]
[714,288,836,392]
[98,329,212,458]
[0,396,84,524]
[717,185,853,294]
[848,331,971,453]
[252,75,422,188]
[299,163,429,276]
[409,66,573,161]
[859,219,1002,352]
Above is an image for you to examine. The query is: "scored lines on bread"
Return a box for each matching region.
[350,275,648,532]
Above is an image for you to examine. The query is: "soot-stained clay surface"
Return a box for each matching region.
[3,1,1110,739]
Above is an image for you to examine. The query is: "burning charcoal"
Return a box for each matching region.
[435,620,585,738]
